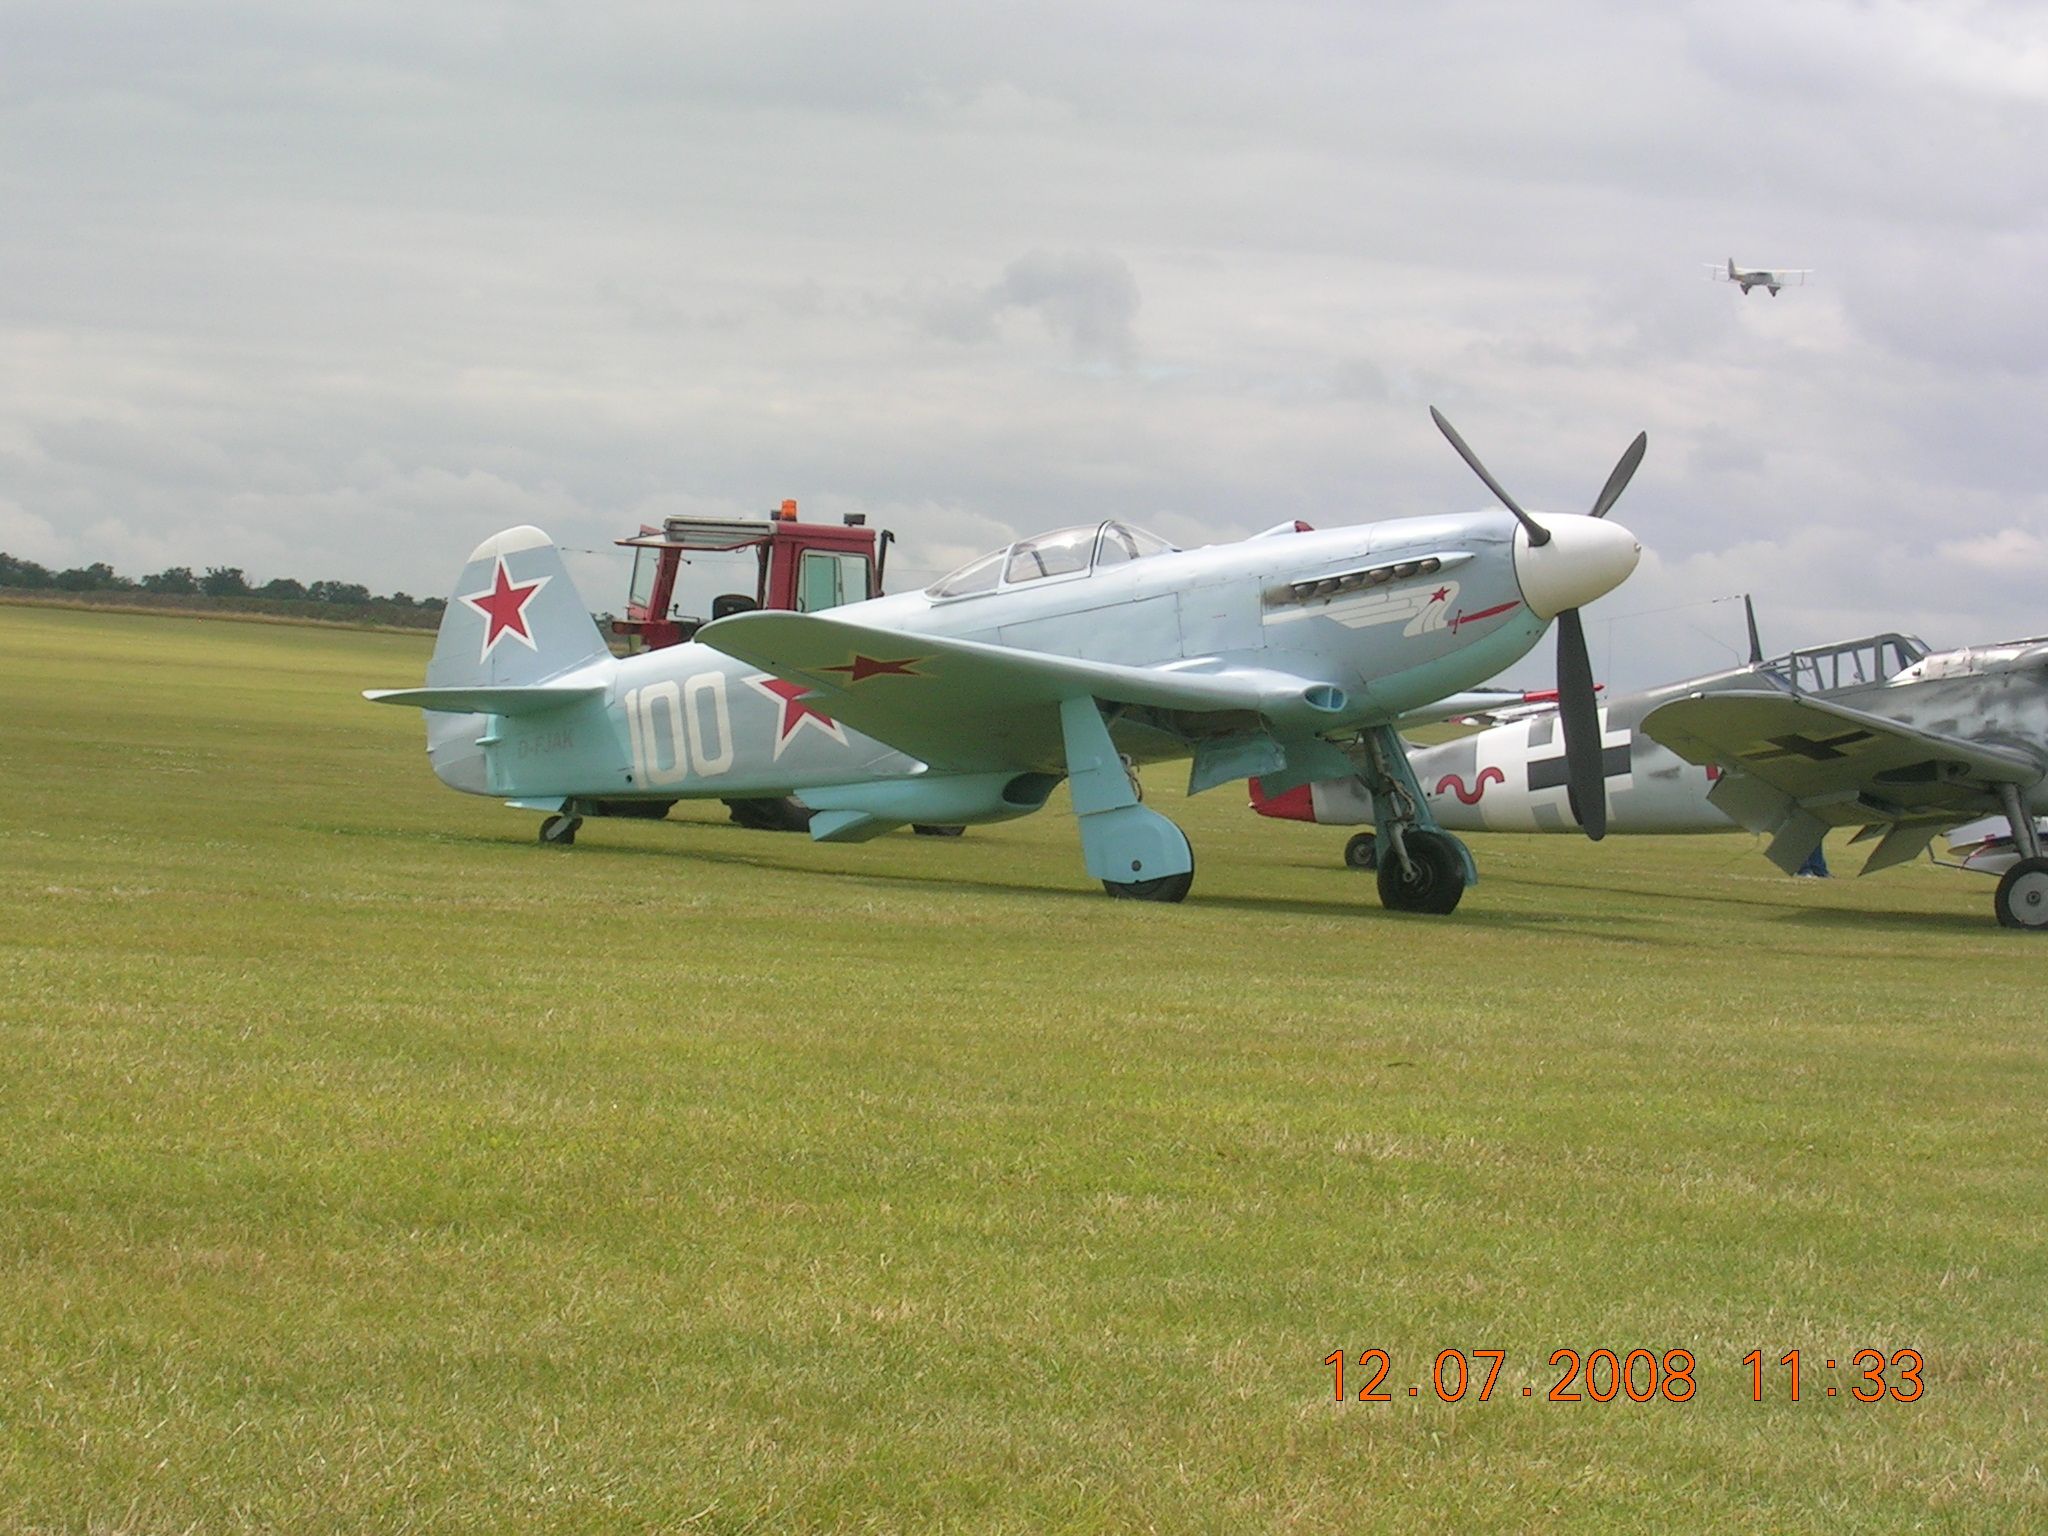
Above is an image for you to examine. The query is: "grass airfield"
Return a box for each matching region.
[2,603,2043,1533]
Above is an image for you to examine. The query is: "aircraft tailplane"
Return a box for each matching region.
[426,526,611,689]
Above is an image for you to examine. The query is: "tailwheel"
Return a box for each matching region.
[1994,857,2048,931]
[1343,831,1379,871]
[539,813,583,847]
[1376,829,1466,915]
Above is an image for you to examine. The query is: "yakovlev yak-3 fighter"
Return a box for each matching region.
[367,412,1645,913]
[1255,599,2048,929]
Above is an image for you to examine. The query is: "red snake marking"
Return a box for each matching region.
[1436,767,1505,805]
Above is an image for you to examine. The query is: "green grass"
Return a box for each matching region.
[2,605,2043,1533]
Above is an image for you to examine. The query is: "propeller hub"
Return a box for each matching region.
[1512,514,1641,621]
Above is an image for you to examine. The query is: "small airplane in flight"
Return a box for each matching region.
[1253,599,2048,928]
[1710,258,1812,297]
[367,410,1647,914]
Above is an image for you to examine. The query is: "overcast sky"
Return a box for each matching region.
[4,0,2044,685]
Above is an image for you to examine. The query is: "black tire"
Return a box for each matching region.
[1343,831,1379,871]
[1103,837,1195,903]
[723,797,814,833]
[539,814,582,848]
[912,824,966,838]
[1104,868,1194,903]
[1376,829,1466,915]
[1994,856,2048,931]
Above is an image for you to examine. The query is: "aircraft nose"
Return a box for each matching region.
[1513,515,1641,620]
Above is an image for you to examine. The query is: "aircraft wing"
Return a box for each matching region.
[696,611,1349,772]
[1641,689,2042,871]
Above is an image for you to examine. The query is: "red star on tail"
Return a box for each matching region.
[458,558,549,660]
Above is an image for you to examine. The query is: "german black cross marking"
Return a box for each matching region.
[1745,729,1875,763]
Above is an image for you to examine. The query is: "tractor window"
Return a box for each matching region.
[626,545,662,620]
[798,551,868,613]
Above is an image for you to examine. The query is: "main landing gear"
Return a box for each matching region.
[1996,859,2048,930]
[1993,786,2048,931]
[1344,725,1474,916]
[1062,698,1195,903]
[539,813,582,847]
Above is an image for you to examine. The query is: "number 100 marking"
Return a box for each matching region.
[624,675,734,786]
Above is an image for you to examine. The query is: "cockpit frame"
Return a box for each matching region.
[925,519,1177,602]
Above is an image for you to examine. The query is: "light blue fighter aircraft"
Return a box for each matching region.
[366,412,1645,913]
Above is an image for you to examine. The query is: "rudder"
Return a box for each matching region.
[427,526,611,688]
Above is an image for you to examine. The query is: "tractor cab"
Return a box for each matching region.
[614,500,892,651]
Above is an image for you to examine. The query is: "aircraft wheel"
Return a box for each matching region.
[1994,856,2048,931]
[1343,831,1379,871]
[539,813,582,848]
[1104,867,1193,903]
[1376,829,1465,915]
[1103,840,1194,903]
[912,824,966,838]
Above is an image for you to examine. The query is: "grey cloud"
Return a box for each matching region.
[911,251,1140,366]
[5,2,2047,688]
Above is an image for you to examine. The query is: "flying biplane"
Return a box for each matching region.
[1254,599,2048,928]
[1710,258,1812,296]
[366,411,1646,914]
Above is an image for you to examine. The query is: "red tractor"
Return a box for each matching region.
[612,499,889,652]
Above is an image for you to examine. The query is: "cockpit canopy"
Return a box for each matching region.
[1758,633,1928,693]
[926,520,1177,600]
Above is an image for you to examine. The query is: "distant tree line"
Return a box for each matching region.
[0,552,443,615]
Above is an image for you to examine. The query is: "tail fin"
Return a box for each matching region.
[427,526,610,688]
[1728,258,1738,279]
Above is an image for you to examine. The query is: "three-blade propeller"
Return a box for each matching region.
[1431,408,1649,841]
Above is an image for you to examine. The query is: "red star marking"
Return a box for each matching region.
[458,558,549,660]
[820,654,925,683]
[1429,586,1451,603]
[742,674,847,759]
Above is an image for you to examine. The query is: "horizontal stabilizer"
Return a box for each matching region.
[362,683,606,716]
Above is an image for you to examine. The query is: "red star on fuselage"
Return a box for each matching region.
[820,654,925,683]
[458,558,549,661]
[1430,585,1451,603]
[743,674,848,758]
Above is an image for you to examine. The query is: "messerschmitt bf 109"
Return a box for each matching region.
[1709,258,1812,297]
[1253,599,2048,928]
[366,411,1646,914]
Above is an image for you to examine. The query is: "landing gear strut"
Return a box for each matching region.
[539,813,583,847]
[1061,698,1194,902]
[1344,725,1473,915]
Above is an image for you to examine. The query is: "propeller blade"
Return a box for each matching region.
[1744,594,1763,665]
[1555,607,1607,840]
[1430,406,1550,546]
[1588,431,1648,520]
